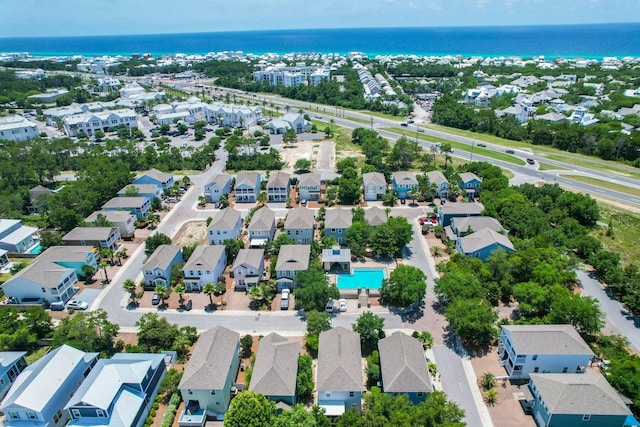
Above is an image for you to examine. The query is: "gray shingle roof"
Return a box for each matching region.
[276,245,310,272]
[62,227,118,242]
[324,208,352,229]
[322,246,351,263]
[379,332,432,393]
[206,173,232,188]
[502,325,594,356]
[317,327,364,392]
[459,172,481,184]
[362,172,386,186]
[208,208,241,231]
[530,373,630,416]
[117,184,161,196]
[458,228,514,253]
[142,168,173,183]
[440,202,485,216]
[37,246,96,263]
[143,245,182,271]
[392,171,418,186]
[451,216,503,234]
[85,210,135,223]
[183,245,225,271]
[365,207,388,227]
[425,170,448,186]
[103,196,148,209]
[10,260,75,287]
[284,207,315,230]
[249,333,300,397]
[235,173,260,189]
[232,248,264,271]
[267,171,290,188]
[298,173,321,187]
[179,327,239,390]
[248,207,275,231]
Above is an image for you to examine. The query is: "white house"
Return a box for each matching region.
[297,173,322,201]
[207,208,242,245]
[0,219,38,254]
[234,173,261,203]
[362,172,387,201]
[102,196,152,219]
[2,260,78,304]
[205,103,262,127]
[231,249,265,290]
[267,171,290,203]
[62,109,138,137]
[269,113,311,134]
[0,345,99,427]
[134,168,175,192]
[203,174,232,203]
[0,115,40,142]
[498,325,594,379]
[182,245,227,292]
[317,327,365,415]
[275,245,311,290]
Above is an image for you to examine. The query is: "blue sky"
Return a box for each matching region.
[0,0,638,38]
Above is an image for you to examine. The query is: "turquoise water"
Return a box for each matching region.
[28,243,42,254]
[337,268,385,290]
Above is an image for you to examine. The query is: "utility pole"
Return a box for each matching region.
[370,116,374,131]
[470,140,475,162]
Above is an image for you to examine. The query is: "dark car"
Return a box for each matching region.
[526,158,535,165]
[50,301,65,311]
[505,149,515,154]
[185,299,193,311]
[477,143,486,147]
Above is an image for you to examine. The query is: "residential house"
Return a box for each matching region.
[102,196,151,219]
[425,170,449,200]
[62,227,121,251]
[0,219,38,254]
[248,207,276,246]
[438,202,485,227]
[0,345,99,427]
[204,103,262,128]
[203,174,232,204]
[362,172,387,201]
[117,183,163,201]
[527,373,636,427]
[284,207,315,244]
[392,172,418,200]
[536,112,568,124]
[85,210,136,240]
[231,249,264,290]
[134,169,175,193]
[449,216,504,238]
[297,173,322,201]
[249,333,300,406]
[0,115,40,142]
[43,104,86,128]
[275,245,311,290]
[498,325,594,379]
[0,352,27,401]
[62,109,138,137]
[182,245,226,292]
[1,260,78,304]
[178,327,240,424]
[142,245,183,288]
[207,208,242,245]
[36,246,99,278]
[27,185,55,214]
[234,173,261,203]
[65,353,167,427]
[322,246,351,273]
[456,228,515,261]
[569,106,600,127]
[269,113,311,134]
[324,208,352,244]
[458,172,482,199]
[267,171,291,203]
[317,327,365,415]
[364,206,388,227]
[496,104,529,123]
[379,332,432,403]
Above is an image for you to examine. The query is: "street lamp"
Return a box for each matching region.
[470,140,475,162]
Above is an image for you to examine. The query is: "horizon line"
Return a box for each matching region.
[1,21,639,41]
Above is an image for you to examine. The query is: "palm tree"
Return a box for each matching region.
[203,282,216,309]
[115,251,124,266]
[213,282,227,306]
[248,284,265,309]
[175,284,186,308]
[154,284,171,306]
[122,279,137,306]
[121,247,128,259]
[480,372,497,390]
[485,389,498,406]
[100,248,114,265]
[81,264,96,283]
[99,261,109,283]
[147,212,159,229]
[408,187,419,205]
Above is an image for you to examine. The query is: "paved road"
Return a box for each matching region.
[577,269,640,353]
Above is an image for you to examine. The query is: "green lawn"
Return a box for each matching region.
[559,174,640,198]
[537,162,569,171]
[593,204,640,266]
[543,154,640,180]
[381,128,525,166]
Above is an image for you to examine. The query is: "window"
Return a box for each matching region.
[72,409,81,418]
[582,414,591,421]
[532,355,538,360]
[533,367,539,373]
[188,389,193,394]
[417,392,424,397]
[8,411,19,420]
[96,409,105,418]
[325,392,331,397]
[562,367,568,373]
[211,390,216,395]
[349,391,354,397]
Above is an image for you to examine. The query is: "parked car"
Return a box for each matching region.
[417,128,425,133]
[151,293,160,305]
[50,301,65,311]
[339,299,347,312]
[184,299,193,311]
[505,149,515,154]
[66,300,88,310]
[477,143,486,147]
[526,158,535,165]
[325,299,334,313]
[280,289,290,310]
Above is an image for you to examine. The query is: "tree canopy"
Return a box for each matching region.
[381,264,427,307]
[294,269,340,312]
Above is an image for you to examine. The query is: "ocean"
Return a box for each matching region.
[0,24,639,59]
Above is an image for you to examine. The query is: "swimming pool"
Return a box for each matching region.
[28,243,42,254]
[337,268,385,290]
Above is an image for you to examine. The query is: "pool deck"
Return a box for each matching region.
[328,257,401,302]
